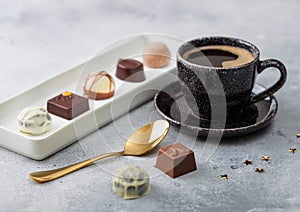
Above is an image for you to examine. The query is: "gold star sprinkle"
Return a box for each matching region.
[255,168,265,173]
[220,174,230,180]
[261,156,271,161]
[243,160,253,165]
[288,148,297,154]
[296,134,300,138]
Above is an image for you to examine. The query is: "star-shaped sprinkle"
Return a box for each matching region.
[261,156,271,161]
[220,174,230,180]
[296,134,300,138]
[255,168,265,173]
[288,148,297,153]
[243,160,253,165]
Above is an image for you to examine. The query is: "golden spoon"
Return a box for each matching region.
[29,120,170,183]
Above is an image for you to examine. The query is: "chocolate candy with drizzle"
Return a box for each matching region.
[155,143,197,178]
[83,71,115,100]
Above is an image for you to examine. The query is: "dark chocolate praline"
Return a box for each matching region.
[47,92,89,120]
[116,59,145,82]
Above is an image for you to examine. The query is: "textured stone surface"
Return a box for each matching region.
[1,0,300,211]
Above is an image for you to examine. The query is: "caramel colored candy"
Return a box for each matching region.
[155,143,197,178]
[142,42,171,68]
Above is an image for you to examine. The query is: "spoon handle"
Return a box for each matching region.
[29,151,123,183]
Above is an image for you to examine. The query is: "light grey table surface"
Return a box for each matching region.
[1,0,300,211]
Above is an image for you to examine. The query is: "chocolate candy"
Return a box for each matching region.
[47,91,89,120]
[142,42,171,68]
[17,106,52,135]
[155,143,197,178]
[112,165,150,200]
[83,71,115,100]
[116,59,145,82]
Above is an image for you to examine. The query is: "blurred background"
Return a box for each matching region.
[0,0,298,102]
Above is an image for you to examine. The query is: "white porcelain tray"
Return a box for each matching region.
[0,34,182,160]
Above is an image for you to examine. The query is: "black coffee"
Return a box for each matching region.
[183,45,254,68]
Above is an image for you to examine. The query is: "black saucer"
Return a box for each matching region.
[154,81,278,138]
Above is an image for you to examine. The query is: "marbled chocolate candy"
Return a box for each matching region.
[112,165,150,200]
[17,106,52,135]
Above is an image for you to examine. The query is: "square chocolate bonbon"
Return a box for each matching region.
[47,91,89,120]
[155,143,197,178]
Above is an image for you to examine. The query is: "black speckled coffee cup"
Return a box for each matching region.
[177,36,287,119]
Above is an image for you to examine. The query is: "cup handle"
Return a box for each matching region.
[250,59,287,103]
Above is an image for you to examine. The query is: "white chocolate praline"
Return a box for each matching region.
[17,106,52,135]
[142,42,171,68]
[112,165,150,200]
[83,71,115,100]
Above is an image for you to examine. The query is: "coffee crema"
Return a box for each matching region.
[183,45,255,68]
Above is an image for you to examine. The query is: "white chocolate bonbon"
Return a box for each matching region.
[17,106,52,135]
[83,71,115,100]
[112,166,150,200]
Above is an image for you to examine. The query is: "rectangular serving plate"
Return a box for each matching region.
[0,34,182,160]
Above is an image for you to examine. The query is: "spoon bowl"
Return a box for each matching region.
[29,120,170,183]
[123,120,170,155]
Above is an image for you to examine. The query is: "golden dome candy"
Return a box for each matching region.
[83,71,115,100]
